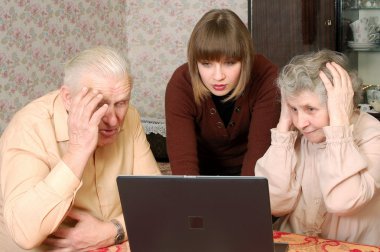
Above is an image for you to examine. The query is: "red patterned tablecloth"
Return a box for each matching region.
[273,231,380,252]
[93,231,380,252]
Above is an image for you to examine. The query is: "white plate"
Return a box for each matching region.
[348,43,376,47]
[348,41,376,47]
[348,40,374,43]
[348,43,377,49]
[351,48,371,51]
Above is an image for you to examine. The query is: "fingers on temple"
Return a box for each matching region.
[326,62,344,88]
[71,87,90,107]
[330,62,353,91]
[72,88,104,121]
[319,70,333,91]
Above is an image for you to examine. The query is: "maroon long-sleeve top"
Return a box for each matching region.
[165,54,280,176]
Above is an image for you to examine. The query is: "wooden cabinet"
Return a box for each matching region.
[248,0,380,117]
[248,0,379,86]
[248,0,337,68]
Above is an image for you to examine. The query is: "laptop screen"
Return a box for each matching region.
[117,175,277,252]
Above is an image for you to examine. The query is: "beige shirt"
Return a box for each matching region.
[255,111,380,246]
[0,90,161,251]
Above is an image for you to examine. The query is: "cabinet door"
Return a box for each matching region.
[339,0,380,86]
[249,0,336,67]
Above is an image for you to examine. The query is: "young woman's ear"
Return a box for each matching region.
[59,85,72,111]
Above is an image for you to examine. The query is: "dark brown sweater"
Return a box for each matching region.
[165,54,280,175]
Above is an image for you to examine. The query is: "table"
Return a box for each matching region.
[92,231,380,252]
[273,231,380,251]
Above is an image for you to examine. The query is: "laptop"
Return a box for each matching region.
[117,175,288,252]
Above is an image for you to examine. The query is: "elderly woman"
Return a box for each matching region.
[255,50,380,246]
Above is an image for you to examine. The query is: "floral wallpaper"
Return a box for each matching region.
[126,0,247,121]
[0,0,247,134]
[0,0,128,133]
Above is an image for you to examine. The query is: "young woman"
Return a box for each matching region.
[165,9,280,176]
[255,49,380,246]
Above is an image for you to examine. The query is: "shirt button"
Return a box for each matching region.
[210,108,216,115]
[216,122,223,128]
[235,106,241,113]
[229,121,235,127]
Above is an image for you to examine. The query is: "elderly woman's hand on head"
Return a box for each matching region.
[277,95,294,133]
[319,62,354,127]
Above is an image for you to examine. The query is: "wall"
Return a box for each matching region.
[0,0,128,133]
[0,0,247,134]
[126,0,247,120]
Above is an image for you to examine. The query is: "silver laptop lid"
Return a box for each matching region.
[117,175,275,252]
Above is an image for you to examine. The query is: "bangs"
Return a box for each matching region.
[193,25,243,61]
[187,9,255,106]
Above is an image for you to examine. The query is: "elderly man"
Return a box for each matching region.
[0,46,160,251]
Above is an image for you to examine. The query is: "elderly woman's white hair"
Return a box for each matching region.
[277,49,362,106]
[63,46,131,93]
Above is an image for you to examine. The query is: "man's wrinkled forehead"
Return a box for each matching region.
[76,73,131,98]
[82,72,130,87]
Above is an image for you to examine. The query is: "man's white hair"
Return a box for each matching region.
[63,46,130,92]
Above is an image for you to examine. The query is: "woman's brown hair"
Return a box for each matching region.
[188,9,255,106]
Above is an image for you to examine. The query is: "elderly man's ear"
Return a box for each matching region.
[60,85,72,111]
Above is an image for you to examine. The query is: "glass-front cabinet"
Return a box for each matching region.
[249,0,380,116]
[338,0,380,87]
[338,0,380,117]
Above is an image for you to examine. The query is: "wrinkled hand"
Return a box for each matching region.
[43,209,115,252]
[67,87,108,156]
[277,94,294,132]
[63,87,108,178]
[319,62,354,126]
